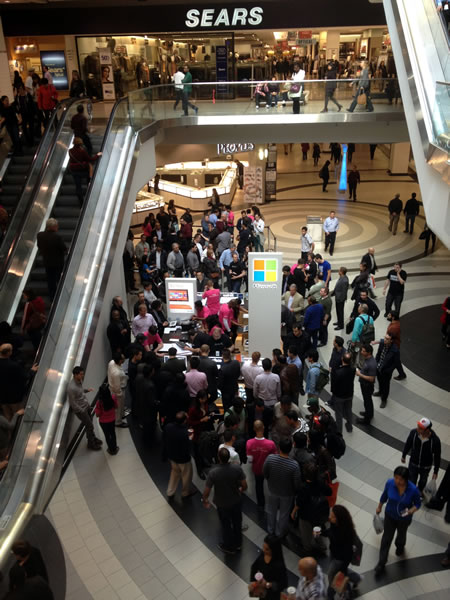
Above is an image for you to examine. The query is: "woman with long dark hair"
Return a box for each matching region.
[95,384,119,455]
[375,465,421,575]
[249,534,288,599]
[188,389,212,478]
[323,504,362,598]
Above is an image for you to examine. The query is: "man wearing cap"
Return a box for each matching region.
[401,419,441,491]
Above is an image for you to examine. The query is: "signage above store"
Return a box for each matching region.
[185,7,263,28]
[217,142,255,154]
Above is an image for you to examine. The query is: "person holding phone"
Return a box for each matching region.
[374,466,421,576]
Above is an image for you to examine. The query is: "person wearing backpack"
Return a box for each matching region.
[329,353,355,434]
[322,505,362,598]
[305,350,328,397]
[351,303,375,368]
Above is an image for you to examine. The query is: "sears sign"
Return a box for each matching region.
[185,7,263,28]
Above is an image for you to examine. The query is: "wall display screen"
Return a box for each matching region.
[40,51,68,89]
[166,279,196,315]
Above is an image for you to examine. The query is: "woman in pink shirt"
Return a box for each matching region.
[202,279,221,315]
[226,204,234,232]
[144,325,163,354]
[192,300,209,323]
[95,384,119,455]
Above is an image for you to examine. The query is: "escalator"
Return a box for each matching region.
[0,144,39,220]
[383,0,450,247]
[25,133,104,303]
[0,97,137,572]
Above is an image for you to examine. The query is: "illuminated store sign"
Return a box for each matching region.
[217,142,255,154]
[185,7,263,28]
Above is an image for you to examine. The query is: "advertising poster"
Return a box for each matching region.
[215,45,228,95]
[99,47,116,101]
[244,166,263,205]
[40,51,68,89]
[165,278,196,319]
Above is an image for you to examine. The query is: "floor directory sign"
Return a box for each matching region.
[165,278,196,319]
[248,252,283,357]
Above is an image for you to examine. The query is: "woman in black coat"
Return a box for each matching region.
[319,160,331,192]
[249,535,288,600]
[322,504,362,598]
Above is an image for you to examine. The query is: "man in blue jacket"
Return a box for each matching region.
[304,297,324,349]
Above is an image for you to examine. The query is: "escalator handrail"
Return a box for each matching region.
[0,97,86,283]
[30,97,129,369]
[0,96,130,571]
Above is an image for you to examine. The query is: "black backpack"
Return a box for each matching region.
[312,365,330,393]
[326,431,346,459]
[310,494,331,524]
[198,431,220,466]
[358,315,375,344]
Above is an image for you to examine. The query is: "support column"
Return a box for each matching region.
[389,142,411,175]
[325,31,340,61]
[64,36,80,80]
[0,18,13,99]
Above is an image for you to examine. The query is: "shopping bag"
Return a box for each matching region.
[373,513,384,534]
[332,572,349,594]
[422,479,437,504]
[357,90,367,105]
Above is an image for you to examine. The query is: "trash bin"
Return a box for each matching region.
[307,216,323,243]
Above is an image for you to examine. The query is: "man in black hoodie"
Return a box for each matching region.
[401,417,441,491]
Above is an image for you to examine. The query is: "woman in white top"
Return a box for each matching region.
[253,214,265,252]
[289,62,306,114]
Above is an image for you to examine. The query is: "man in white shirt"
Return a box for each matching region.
[254,358,281,436]
[300,226,315,260]
[219,430,241,465]
[241,351,264,428]
[172,67,185,111]
[43,65,53,85]
[132,303,157,337]
[25,68,35,98]
[323,210,339,256]
[107,353,128,427]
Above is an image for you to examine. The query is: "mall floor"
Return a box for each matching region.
[47,144,450,600]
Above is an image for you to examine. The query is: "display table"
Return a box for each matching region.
[131,192,165,227]
[150,160,244,211]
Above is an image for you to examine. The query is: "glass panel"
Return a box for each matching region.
[0,98,131,541]
[0,98,94,323]
[0,100,74,274]
[431,82,450,151]
[127,78,403,130]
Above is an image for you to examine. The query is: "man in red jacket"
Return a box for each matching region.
[37,77,58,127]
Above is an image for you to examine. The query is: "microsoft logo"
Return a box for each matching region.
[253,259,278,282]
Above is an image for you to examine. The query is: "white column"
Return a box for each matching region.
[248,252,283,358]
[64,35,80,79]
[389,142,411,175]
[0,18,13,99]
[325,31,340,61]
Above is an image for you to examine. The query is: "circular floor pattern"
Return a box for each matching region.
[258,200,427,268]
[401,304,450,392]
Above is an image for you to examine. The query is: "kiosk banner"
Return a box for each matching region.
[165,278,196,319]
[248,252,283,357]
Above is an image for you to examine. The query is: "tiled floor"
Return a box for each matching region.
[48,144,450,600]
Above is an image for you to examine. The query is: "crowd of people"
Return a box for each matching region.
[61,195,447,598]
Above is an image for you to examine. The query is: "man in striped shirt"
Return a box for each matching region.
[295,557,326,600]
[263,437,301,537]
